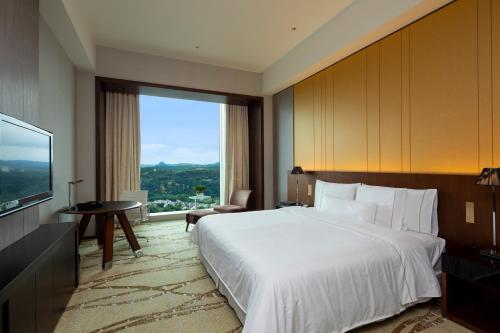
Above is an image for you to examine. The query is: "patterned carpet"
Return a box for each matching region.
[55,220,471,333]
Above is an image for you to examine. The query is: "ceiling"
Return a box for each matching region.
[64,0,354,73]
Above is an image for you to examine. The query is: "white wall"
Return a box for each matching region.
[38,16,76,224]
[75,71,96,235]
[96,46,262,96]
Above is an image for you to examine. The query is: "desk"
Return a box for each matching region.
[61,201,143,270]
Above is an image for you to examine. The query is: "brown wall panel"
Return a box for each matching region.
[333,50,367,171]
[0,0,39,250]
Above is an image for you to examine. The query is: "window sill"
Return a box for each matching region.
[148,208,214,221]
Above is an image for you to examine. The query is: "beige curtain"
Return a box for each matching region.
[104,92,141,200]
[222,104,249,204]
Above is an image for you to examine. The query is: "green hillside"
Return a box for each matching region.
[141,163,220,212]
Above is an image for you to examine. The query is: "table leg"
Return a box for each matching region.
[78,215,91,244]
[102,215,115,270]
[96,216,105,249]
[116,212,143,257]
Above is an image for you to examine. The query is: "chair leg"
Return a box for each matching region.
[186,223,189,232]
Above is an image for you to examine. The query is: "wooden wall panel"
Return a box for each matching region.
[288,171,498,249]
[313,73,323,170]
[478,0,493,168]
[291,0,500,176]
[493,0,500,166]
[366,43,380,172]
[401,27,411,172]
[409,0,478,174]
[333,51,367,171]
[324,67,335,170]
[0,0,39,251]
[294,77,315,169]
[380,32,403,172]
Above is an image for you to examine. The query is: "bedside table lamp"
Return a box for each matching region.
[476,167,500,259]
[291,166,304,206]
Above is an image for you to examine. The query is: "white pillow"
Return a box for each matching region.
[402,189,438,235]
[355,185,398,228]
[314,180,360,209]
[319,195,378,224]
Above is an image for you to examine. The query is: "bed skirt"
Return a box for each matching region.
[199,252,246,324]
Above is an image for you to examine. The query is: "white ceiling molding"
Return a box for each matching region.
[262,0,453,95]
[40,0,95,71]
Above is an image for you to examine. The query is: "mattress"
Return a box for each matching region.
[192,207,444,333]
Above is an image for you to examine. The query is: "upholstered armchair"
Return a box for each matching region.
[213,190,252,213]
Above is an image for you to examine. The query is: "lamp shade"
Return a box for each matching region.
[291,166,304,175]
[476,168,500,186]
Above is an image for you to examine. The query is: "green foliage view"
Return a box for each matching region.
[140,162,220,212]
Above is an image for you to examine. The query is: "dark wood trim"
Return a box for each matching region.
[248,99,265,210]
[95,76,262,105]
[0,223,78,333]
[288,171,498,250]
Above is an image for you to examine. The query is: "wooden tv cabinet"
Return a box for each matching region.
[0,223,79,333]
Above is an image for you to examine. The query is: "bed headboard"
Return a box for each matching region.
[287,171,498,250]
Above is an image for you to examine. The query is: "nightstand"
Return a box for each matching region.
[441,248,500,333]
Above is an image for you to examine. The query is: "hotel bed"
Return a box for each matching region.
[192,182,446,333]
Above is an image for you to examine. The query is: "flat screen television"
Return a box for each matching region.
[0,112,53,217]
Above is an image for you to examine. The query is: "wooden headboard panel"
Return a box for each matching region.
[287,171,498,250]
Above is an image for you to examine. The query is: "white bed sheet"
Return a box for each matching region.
[404,231,445,275]
[192,207,443,333]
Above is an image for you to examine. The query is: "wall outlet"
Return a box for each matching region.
[465,201,474,224]
[307,184,313,196]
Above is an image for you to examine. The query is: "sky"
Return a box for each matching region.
[1,123,50,162]
[140,95,220,165]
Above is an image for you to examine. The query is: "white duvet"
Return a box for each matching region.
[191,207,442,333]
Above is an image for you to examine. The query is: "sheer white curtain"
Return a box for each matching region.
[104,92,141,200]
[220,104,249,204]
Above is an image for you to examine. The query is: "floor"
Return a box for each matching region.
[55,221,471,333]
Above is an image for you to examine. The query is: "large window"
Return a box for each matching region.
[139,95,221,212]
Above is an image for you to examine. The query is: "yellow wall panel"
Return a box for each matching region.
[478,0,493,169]
[313,72,323,170]
[409,0,478,174]
[366,43,380,172]
[333,50,367,171]
[324,66,335,170]
[293,76,315,170]
[401,27,411,172]
[292,0,499,175]
[380,32,403,172]
[493,0,500,166]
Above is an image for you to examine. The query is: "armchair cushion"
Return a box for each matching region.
[213,205,246,213]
